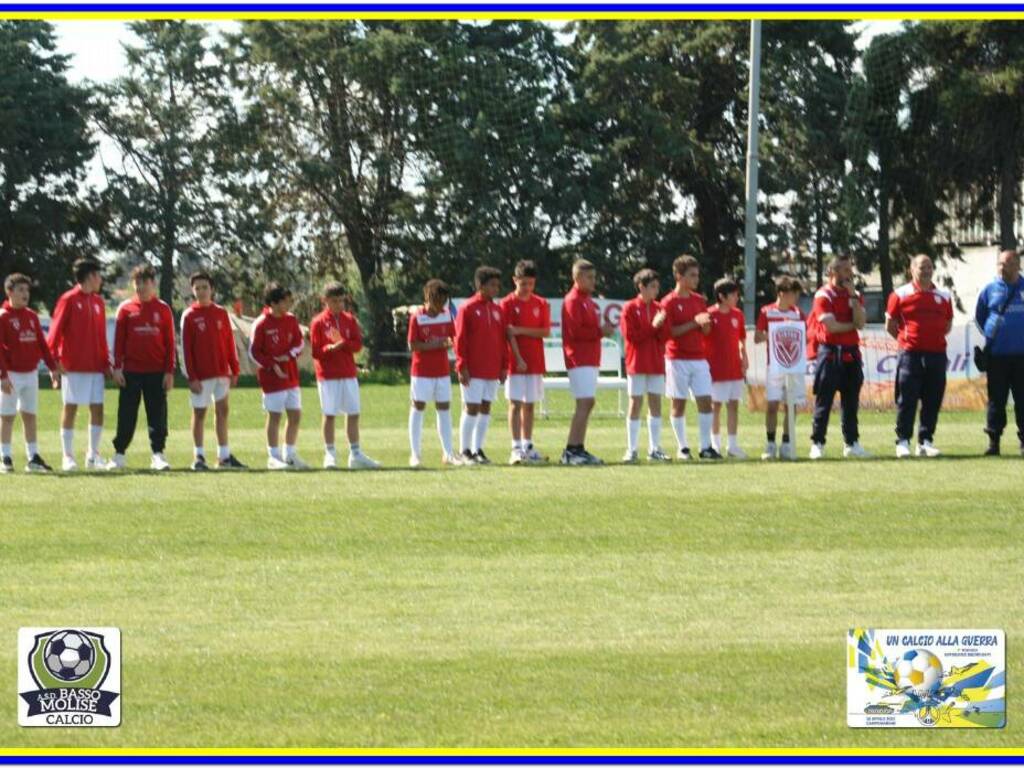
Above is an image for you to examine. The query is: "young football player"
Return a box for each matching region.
[455,266,507,465]
[310,283,379,470]
[560,259,616,465]
[705,277,749,459]
[407,279,458,467]
[46,258,111,471]
[620,268,670,463]
[108,264,175,471]
[754,275,806,460]
[500,260,551,464]
[0,273,59,472]
[248,283,307,470]
[180,271,245,471]
[662,255,719,460]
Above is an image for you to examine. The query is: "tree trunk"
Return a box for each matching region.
[693,184,725,284]
[998,146,1018,250]
[878,160,893,298]
[814,182,824,289]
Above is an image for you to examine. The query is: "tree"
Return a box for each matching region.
[0,21,101,308]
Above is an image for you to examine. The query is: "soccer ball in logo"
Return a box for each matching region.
[43,630,94,681]
[893,648,943,697]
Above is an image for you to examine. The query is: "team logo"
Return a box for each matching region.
[935,294,942,304]
[18,627,120,727]
[491,309,501,321]
[93,305,101,316]
[196,318,206,332]
[532,307,540,318]
[10,317,19,331]
[731,317,739,328]
[771,326,804,368]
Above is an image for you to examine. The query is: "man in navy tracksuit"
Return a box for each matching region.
[975,249,1024,456]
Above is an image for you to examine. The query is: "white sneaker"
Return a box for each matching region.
[286,455,311,470]
[727,446,748,460]
[524,447,545,463]
[86,453,106,470]
[348,451,380,470]
[441,453,463,467]
[843,442,870,458]
[622,449,639,464]
[917,440,941,458]
[410,455,423,468]
[150,453,170,471]
[761,442,777,461]
[323,453,339,469]
[677,447,693,461]
[61,455,78,472]
[780,442,797,460]
[809,442,825,460]
[105,454,126,471]
[267,456,289,470]
[509,448,525,465]
[895,440,912,459]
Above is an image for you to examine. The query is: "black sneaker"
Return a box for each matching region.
[984,442,1000,457]
[0,456,14,473]
[699,447,724,460]
[25,454,52,473]
[473,450,492,465]
[217,454,247,470]
[191,456,210,471]
[461,449,477,465]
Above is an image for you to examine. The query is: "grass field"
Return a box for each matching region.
[1,383,1020,748]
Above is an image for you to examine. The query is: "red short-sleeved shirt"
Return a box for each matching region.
[661,290,708,361]
[704,305,746,381]
[408,307,454,378]
[885,282,953,353]
[500,293,550,374]
[756,303,807,364]
[812,286,863,347]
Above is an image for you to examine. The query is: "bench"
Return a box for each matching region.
[539,338,627,417]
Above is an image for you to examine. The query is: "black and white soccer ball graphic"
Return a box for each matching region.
[43,630,94,681]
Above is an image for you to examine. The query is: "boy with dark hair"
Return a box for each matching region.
[455,266,507,464]
[705,277,748,459]
[47,258,111,471]
[249,283,307,470]
[754,275,806,460]
[108,263,176,470]
[620,268,669,462]
[181,271,244,471]
[0,273,58,472]
[500,260,551,464]
[310,282,379,469]
[408,279,459,467]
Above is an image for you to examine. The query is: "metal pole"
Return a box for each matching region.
[743,20,762,326]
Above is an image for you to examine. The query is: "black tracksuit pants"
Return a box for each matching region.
[112,372,168,455]
[811,346,864,446]
[894,351,947,444]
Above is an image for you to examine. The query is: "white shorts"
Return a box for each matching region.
[61,372,105,406]
[189,377,230,409]
[627,373,665,397]
[505,374,544,404]
[766,371,807,405]
[263,386,301,413]
[411,376,452,404]
[711,379,744,403]
[666,359,712,400]
[568,366,598,400]
[318,378,360,416]
[461,378,499,405]
[0,371,39,416]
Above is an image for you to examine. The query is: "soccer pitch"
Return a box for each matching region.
[1,384,1020,748]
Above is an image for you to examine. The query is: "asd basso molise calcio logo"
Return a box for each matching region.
[18,627,120,727]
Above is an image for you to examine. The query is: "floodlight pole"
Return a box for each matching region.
[743,20,762,326]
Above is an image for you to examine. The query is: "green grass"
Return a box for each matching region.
[0,384,1020,748]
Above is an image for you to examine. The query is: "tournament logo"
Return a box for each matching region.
[18,627,120,727]
[772,326,803,368]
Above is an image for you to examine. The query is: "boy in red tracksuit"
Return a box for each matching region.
[704,277,749,459]
[620,268,669,463]
[109,263,175,471]
[309,282,378,470]
[248,283,307,470]
[46,257,111,472]
[454,265,508,464]
[560,259,616,465]
[0,273,58,472]
[180,271,244,471]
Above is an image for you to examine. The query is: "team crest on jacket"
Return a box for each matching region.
[731,316,739,328]
[10,318,19,331]
[491,309,501,321]
[533,307,540,317]
[772,326,803,368]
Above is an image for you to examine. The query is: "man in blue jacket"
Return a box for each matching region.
[975,249,1024,455]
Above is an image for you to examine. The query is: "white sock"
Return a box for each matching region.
[699,411,713,451]
[627,419,640,453]
[512,437,523,451]
[89,424,102,456]
[26,442,38,460]
[728,433,739,451]
[194,445,205,459]
[460,413,477,454]
[61,428,74,457]
[671,416,688,450]
[473,414,490,453]
[285,444,297,460]
[436,410,454,456]
[409,408,424,458]
[218,445,230,460]
[1,443,10,459]
[349,442,360,455]
[711,431,721,452]
[648,417,662,453]
[267,445,281,460]
[325,443,337,456]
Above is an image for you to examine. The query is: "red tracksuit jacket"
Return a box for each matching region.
[248,309,303,393]
[309,308,362,380]
[180,302,240,381]
[561,285,603,369]
[0,302,56,374]
[455,294,507,380]
[113,296,175,374]
[46,285,110,373]
[620,295,665,375]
